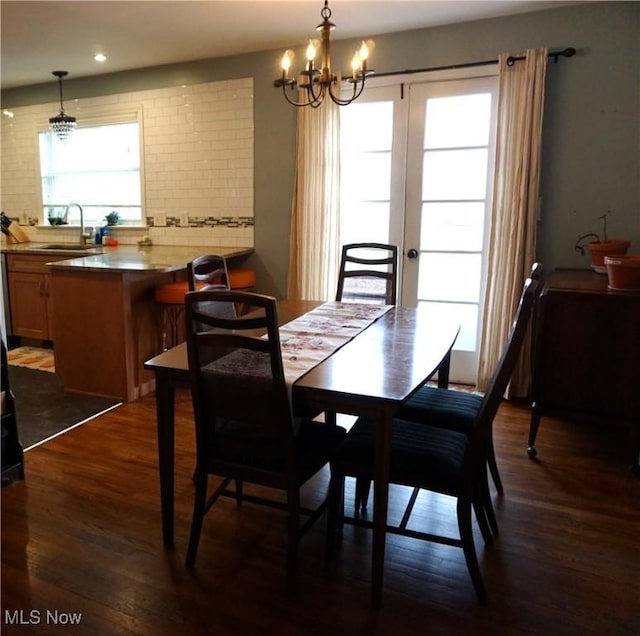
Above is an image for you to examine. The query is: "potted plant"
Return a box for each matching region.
[574,210,630,272]
[604,254,640,291]
[105,210,121,226]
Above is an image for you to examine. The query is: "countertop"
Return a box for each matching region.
[1,242,253,273]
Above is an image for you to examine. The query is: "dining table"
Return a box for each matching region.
[144,298,459,608]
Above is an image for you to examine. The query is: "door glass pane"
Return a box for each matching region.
[340,99,394,246]
[342,152,390,201]
[340,202,390,246]
[340,102,393,151]
[420,202,485,251]
[425,94,492,148]
[417,253,482,303]
[419,301,478,351]
[423,148,488,200]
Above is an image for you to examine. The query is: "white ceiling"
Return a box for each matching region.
[1,0,583,90]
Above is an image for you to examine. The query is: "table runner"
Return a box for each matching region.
[278,301,392,388]
[204,301,391,432]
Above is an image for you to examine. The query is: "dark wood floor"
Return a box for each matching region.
[2,389,639,635]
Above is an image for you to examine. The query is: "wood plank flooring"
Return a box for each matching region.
[2,389,639,635]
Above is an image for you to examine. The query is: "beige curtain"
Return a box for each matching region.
[476,48,548,397]
[287,99,341,301]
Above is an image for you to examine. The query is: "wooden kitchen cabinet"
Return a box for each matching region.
[6,253,68,341]
[528,269,640,469]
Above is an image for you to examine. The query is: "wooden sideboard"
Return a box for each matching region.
[528,269,640,470]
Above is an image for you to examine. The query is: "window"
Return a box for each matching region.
[39,120,142,226]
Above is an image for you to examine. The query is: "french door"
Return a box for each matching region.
[340,70,498,383]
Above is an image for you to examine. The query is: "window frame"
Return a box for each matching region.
[37,106,145,227]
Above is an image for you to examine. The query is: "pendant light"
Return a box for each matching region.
[49,70,76,140]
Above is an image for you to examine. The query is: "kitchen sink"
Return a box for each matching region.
[35,244,99,251]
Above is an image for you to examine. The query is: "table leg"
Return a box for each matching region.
[437,349,451,389]
[155,375,175,545]
[372,407,393,609]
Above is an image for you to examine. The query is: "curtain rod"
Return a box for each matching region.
[373,47,576,79]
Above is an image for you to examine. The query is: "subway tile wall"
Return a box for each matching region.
[1,78,254,248]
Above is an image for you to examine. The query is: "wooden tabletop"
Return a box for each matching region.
[295,304,460,408]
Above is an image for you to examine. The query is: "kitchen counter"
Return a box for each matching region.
[2,243,253,273]
[4,241,254,402]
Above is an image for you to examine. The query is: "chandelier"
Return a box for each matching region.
[274,0,373,108]
[49,70,76,140]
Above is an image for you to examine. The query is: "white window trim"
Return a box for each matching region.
[36,105,146,227]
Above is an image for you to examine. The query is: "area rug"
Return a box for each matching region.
[6,366,120,450]
[7,346,55,373]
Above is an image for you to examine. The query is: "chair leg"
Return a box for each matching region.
[487,436,504,495]
[528,405,542,458]
[285,488,300,594]
[473,494,493,546]
[186,470,207,569]
[457,497,487,602]
[479,467,499,537]
[325,470,344,562]
[324,410,337,427]
[354,477,371,517]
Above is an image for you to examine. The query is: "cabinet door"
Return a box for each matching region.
[8,271,50,340]
[533,289,640,419]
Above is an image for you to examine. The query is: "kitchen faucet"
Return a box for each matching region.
[67,202,91,244]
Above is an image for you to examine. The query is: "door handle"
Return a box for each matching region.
[407,248,419,259]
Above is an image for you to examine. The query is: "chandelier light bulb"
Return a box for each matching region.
[306,40,317,62]
[282,50,293,72]
[358,41,369,62]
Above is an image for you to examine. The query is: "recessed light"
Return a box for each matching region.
[94,53,107,63]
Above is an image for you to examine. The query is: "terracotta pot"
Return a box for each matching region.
[605,254,640,291]
[587,239,630,267]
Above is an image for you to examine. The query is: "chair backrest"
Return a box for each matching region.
[464,278,539,474]
[185,290,295,470]
[528,261,544,371]
[187,254,236,320]
[530,261,544,281]
[187,254,230,291]
[335,243,398,305]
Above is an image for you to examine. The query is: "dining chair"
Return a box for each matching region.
[351,264,544,532]
[331,242,399,428]
[392,261,545,503]
[335,243,398,305]
[187,253,231,290]
[326,278,539,601]
[184,289,347,591]
[187,254,236,321]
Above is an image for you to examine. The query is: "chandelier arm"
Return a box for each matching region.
[306,77,327,108]
[327,78,366,106]
[279,83,316,108]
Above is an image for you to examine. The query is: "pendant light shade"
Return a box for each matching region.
[49,70,76,140]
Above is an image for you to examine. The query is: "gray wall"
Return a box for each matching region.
[3,1,638,297]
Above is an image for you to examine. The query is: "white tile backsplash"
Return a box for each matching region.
[1,78,254,249]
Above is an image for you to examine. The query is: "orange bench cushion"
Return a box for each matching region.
[228,268,257,290]
[155,268,256,305]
